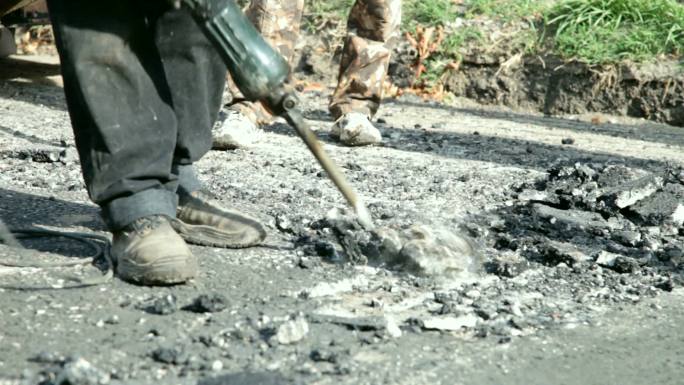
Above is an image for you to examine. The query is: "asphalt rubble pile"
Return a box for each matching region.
[291,207,481,277]
[486,162,684,277]
[8,163,684,384]
[283,162,684,343]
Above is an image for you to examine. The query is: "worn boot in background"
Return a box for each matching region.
[331,112,382,146]
[113,215,197,285]
[212,107,263,150]
[213,0,304,150]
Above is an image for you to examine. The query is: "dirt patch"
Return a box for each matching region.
[296,28,684,127]
[440,55,684,127]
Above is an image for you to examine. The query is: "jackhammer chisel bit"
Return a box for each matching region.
[177,0,374,229]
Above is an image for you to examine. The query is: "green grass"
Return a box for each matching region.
[544,0,684,63]
[302,0,684,68]
[403,0,460,29]
[417,26,484,86]
[302,0,354,31]
[465,0,550,22]
[441,26,485,56]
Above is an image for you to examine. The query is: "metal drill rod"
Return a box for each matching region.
[282,107,375,230]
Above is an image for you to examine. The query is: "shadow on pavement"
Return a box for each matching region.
[0,188,105,258]
[263,115,668,173]
[379,124,668,172]
[0,188,101,230]
[0,56,61,81]
[388,99,684,146]
[0,123,64,147]
[0,58,66,111]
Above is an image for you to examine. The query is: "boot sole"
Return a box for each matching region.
[171,219,266,249]
[117,255,197,286]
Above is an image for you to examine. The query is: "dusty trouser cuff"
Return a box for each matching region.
[102,188,177,231]
[174,164,202,195]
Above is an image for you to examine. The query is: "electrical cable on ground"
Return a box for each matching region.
[0,219,113,290]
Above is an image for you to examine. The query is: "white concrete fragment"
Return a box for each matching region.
[603,176,663,209]
[671,204,684,226]
[55,357,110,385]
[596,251,620,267]
[384,316,403,338]
[301,276,369,298]
[275,317,309,345]
[421,314,478,331]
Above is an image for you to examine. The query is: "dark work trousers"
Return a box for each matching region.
[47,0,227,231]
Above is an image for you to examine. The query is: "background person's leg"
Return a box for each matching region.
[213,0,305,150]
[48,0,179,231]
[329,0,402,120]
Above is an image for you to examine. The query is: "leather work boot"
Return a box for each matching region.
[112,215,197,285]
[174,190,267,248]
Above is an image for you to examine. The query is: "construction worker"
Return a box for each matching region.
[47,0,267,285]
[214,0,402,148]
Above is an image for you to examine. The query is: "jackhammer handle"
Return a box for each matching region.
[282,108,374,230]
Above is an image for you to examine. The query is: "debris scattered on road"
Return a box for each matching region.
[151,346,187,365]
[54,357,110,385]
[143,294,178,315]
[273,316,310,345]
[296,207,481,277]
[420,314,479,332]
[184,293,229,313]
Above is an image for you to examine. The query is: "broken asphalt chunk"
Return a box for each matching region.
[151,346,187,365]
[144,294,178,315]
[600,175,663,209]
[627,183,684,226]
[542,240,592,265]
[532,203,621,232]
[184,294,228,313]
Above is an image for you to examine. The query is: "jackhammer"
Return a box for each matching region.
[173,0,374,230]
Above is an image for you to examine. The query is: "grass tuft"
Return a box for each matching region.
[403,0,459,29]
[303,0,684,66]
[466,0,550,22]
[545,0,684,63]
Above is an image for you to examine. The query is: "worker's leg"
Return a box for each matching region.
[235,0,304,118]
[47,0,179,231]
[154,8,226,193]
[155,7,267,248]
[329,0,402,119]
[213,0,305,150]
[48,0,197,285]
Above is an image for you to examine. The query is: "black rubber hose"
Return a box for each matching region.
[0,220,113,290]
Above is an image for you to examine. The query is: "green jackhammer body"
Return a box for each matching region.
[179,0,289,109]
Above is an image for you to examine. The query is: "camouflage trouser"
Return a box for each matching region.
[230,0,401,121]
[330,0,402,119]
[227,0,305,124]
